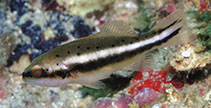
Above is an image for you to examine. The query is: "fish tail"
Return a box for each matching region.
[124,7,197,74]
[150,8,196,47]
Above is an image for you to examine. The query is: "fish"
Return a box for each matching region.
[22,9,195,89]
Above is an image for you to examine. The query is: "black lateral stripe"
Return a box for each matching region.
[67,27,182,73]
[24,68,69,79]
[30,69,68,79]
[47,70,69,79]
[54,71,66,79]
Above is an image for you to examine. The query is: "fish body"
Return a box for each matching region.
[22,9,195,89]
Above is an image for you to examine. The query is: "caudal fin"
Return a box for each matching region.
[123,7,196,73]
[150,8,196,47]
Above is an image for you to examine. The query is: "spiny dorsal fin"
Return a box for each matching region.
[78,21,137,41]
[98,21,138,37]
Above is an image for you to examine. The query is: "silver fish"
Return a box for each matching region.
[22,9,195,89]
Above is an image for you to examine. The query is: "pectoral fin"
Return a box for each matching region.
[123,52,154,72]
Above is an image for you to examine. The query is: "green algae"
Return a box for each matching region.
[188,10,211,52]
[81,87,114,100]
[135,0,154,31]
[135,8,153,31]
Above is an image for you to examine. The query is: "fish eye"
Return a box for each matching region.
[31,68,42,77]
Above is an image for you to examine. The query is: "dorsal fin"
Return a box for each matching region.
[97,21,138,37]
[78,21,138,41]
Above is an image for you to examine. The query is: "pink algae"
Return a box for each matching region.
[133,88,159,107]
[0,90,5,99]
[113,94,133,108]
[90,95,133,108]
[89,99,113,108]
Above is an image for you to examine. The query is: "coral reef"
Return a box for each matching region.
[0,34,16,66]
[57,0,114,17]
[0,0,210,108]
[170,44,211,71]
[6,2,95,67]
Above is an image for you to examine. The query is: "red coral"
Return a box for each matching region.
[128,70,167,98]
[128,69,184,98]
[199,0,211,13]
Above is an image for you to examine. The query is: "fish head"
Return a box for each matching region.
[22,53,72,87]
[22,63,73,87]
[22,57,49,86]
